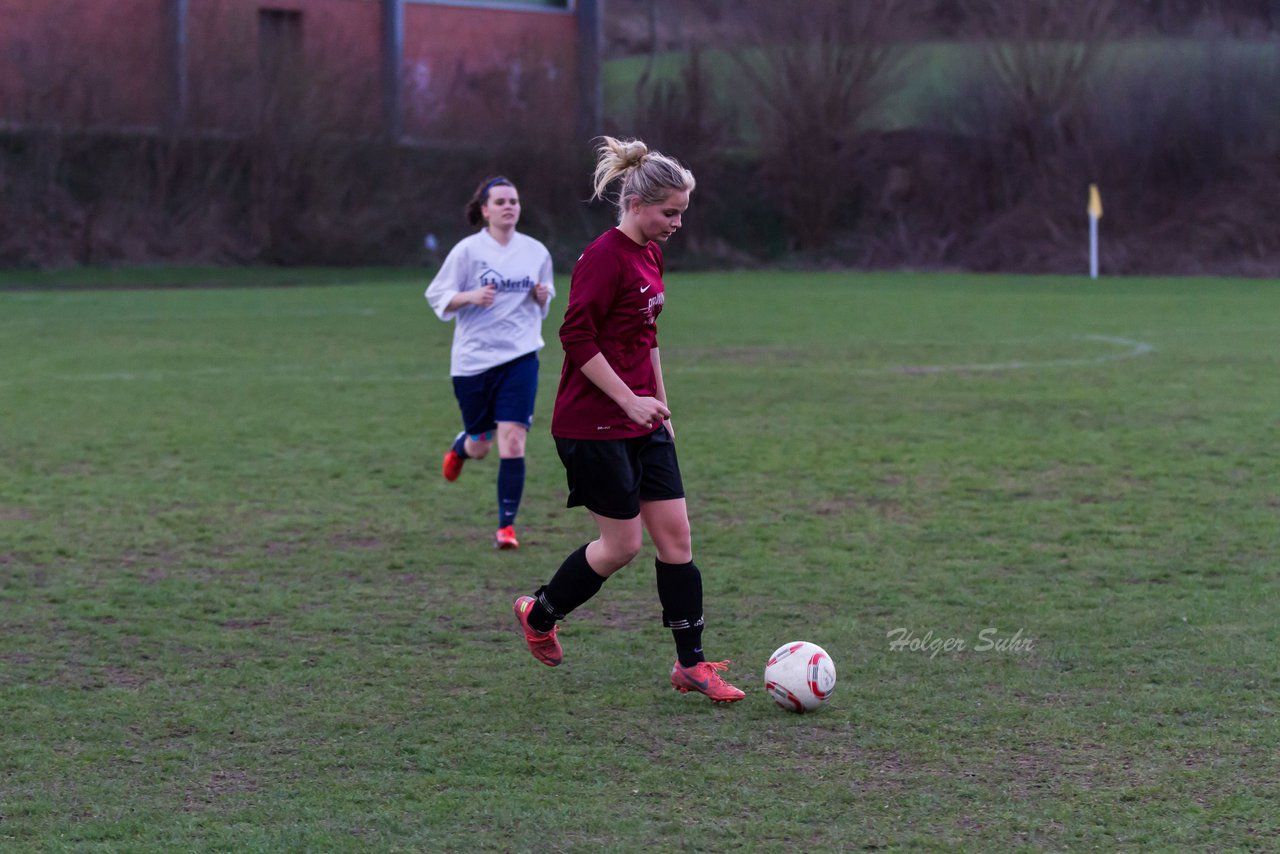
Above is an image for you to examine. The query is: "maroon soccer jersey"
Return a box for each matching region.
[551,228,667,439]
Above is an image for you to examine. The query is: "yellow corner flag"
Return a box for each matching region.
[1088,184,1103,219]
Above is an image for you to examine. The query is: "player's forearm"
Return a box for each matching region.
[650,348,667,407]
[579,352,638,408]
[445,291,475,311]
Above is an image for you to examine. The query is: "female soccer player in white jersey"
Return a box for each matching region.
[425,177,555,550]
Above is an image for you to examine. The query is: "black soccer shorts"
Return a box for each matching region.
[554,427,685,520]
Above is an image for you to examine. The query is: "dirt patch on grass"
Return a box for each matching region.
[221,618,273,630]
[264,540,301,557]
[574,601,651,632]
[184,769,261,811]
[676,346,810,366]
[40,658,155,691]
[327,533,385,551]
[118,549,188,579]
[103,665,151,690]
[813,494,909,521]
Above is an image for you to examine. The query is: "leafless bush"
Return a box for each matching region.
[729,0,911,251]
[960,0,1123,190]
[417,41,597,260]
[1087,38,1280,193]
[619,47,752,264]
[605,0,750,56]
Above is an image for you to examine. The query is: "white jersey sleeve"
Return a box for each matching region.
[536,250,556,321]
[424,241,470,322]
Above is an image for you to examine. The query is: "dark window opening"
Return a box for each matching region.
[259,9,303,83]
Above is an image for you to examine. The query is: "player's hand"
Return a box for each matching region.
[531,283,550,307]
[623,395,670,429]
[472,285,497,308]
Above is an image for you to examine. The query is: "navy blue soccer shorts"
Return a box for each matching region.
[451,351,539,437]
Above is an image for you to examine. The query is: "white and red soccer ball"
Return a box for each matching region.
[764,641,836,713]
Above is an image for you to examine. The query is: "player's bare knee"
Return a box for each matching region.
[595,539,641,572]
[651,526,691,561]
[496,423,528,458]
[610,543,642,569]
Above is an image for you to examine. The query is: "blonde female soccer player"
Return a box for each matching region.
[511,138,744,703]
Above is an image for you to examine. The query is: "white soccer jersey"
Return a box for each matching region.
[425,230,556,377]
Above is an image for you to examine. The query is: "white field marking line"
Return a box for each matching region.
[1119,323,1280,339]
[0,335,1156,387]
[0,364,435,386]
[0,307,379,327]
[670,334,1156,376]
[862,334,1156,376]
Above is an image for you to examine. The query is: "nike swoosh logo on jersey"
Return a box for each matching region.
[640,285,652,293]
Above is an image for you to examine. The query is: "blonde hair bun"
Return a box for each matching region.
[590,136,695,221]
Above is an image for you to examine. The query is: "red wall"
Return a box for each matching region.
[401,3,577,138]
[0,0,578,138]
[181,0,385,133]
[0,0,168,128]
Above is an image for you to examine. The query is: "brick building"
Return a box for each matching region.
[0,0,602,141]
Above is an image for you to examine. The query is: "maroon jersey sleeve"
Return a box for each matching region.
[559,239,620,370]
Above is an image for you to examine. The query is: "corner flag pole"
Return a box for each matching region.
[1088,184,1103,279]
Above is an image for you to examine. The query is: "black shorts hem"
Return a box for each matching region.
[568,499,641,521]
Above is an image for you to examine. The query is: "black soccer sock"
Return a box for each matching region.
[451,433,470,460]
[527,544,605,633]
[656,558,705,668]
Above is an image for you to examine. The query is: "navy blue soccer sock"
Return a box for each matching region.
[451,433,470,460]
[497,457,525,528]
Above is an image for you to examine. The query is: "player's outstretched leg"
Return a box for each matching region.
[511,545,609,666]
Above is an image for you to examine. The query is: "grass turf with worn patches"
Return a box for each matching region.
[2,271,1278,851]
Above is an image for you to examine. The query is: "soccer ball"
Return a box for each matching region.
[764,641,836,713]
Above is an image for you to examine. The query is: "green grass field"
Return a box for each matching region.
[2,270,1278,851]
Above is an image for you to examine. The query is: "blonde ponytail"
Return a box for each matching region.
[590,136,695,221]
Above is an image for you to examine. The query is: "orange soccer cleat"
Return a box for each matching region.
[512,595,562,666]
[670,660,745,704]
[494,525,520,550]
[442,450,464,482]
[442,432,466,482]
